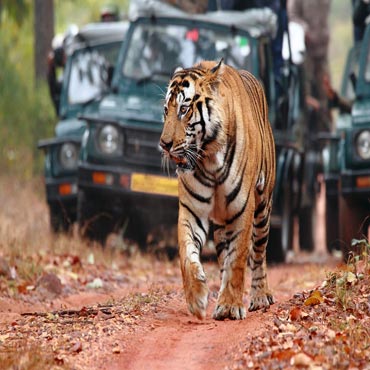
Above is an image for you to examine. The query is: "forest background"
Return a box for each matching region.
[0,0,352,182]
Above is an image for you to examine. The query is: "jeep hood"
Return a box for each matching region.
[97,94,164,126]
[352,99,370,126]
[55,101,102,138]
[55,118,87,138]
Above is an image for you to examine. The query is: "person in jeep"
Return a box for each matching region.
[47,37,66,115]
[100,3,120,22]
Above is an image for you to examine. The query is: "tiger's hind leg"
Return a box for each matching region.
[248,178,275,311]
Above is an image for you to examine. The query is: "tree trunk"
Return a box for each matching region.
[34,0,54,82]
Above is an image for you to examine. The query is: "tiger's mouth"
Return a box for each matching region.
[171,154,194,171]
[171,155,187,166]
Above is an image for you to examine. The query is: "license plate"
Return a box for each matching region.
[131,173,178,197]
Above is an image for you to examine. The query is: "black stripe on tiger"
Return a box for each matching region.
[194,166,216,187]
[196,101,206,140]
[215,230,242,258]
[183,221,203,252]
[215,241,227,257]
[226,199,248,225]
[216,142,236,185]
[180,178,211,204]
[254,199,267,218]
[225,162,246,205]
[253,215,269,229]
[205,97,212,115]
[180,201,207,237]
[254,234,269,248]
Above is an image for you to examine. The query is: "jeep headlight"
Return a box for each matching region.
[59,142,79,170]
[356,130,370,160]
[97,124,123,155]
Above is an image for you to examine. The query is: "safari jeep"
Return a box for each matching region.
[323,24,370,258]
[38,21,128,233]
[77,8,311,261]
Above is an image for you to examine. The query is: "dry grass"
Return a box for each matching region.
[0,176,49,255]
[0,175,136,277]
[0,175,178,302]
[231,241,370,369]
[0,343,69,370]
[0,175,181,368]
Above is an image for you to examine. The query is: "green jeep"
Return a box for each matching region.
[324,24,370,258]
[77,10,313,262]
[38,21,128,233]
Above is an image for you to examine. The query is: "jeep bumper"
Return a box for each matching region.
[78,163,179,221]
[340,169,370,197]
[45,176,78,203]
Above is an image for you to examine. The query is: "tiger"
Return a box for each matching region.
[159,59,276,320]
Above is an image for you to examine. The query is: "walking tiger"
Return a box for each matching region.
[160,59,276,320]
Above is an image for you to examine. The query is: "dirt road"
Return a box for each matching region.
[107,263,336,370]
[2,177,369,369]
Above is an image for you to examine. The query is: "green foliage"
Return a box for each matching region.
[0,0,349,177]
[54,0,129,33]
[0,16,55,178]
[0,0,129,178]
[0,0,30,26]
[329,0,353,89]
[325,237,369,310]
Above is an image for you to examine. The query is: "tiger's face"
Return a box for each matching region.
[160,61,224,172]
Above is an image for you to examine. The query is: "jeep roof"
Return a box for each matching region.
[128,0,277,39]
[64,21,129,56]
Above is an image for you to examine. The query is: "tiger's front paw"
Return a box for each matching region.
[184,263,209,320]
[212,303,246,320]
[248,291,275,312]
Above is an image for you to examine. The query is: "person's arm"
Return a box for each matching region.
[323,75,352,114]
[287,0,308,33]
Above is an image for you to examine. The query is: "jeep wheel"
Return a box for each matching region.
[123,211,149,250]
[77,190,116,245]
[281,180,294,255]
[267,181,294,263]
[298,204,316,252]
[49,203,74,233]
[267,227,286,263]
[325,194,339,253]
[339,195,369,260]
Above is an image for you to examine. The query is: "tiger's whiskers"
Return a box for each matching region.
[161,153,171,176]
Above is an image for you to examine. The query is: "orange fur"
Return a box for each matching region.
[160,60,276,320]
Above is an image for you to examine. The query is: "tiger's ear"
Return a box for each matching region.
[210,58,224,75]
[206,59,223,88]
[174,66,183,73]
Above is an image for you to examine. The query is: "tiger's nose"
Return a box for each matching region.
[160,139,173,152]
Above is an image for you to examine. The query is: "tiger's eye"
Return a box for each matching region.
[180,106,188,114]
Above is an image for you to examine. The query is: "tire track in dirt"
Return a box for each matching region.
[111,299,267,370]
[107,261,336,370]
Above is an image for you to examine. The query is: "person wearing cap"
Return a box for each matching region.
[100,4,120,22]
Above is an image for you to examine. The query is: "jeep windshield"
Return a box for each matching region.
[67,42,121,105]
[122,22,253,82]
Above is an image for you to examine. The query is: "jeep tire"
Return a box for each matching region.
[49,202,74,234]
[325,194,339,252]
[339,195,369,260]
[298,204,316,252]
[77,190,116,245]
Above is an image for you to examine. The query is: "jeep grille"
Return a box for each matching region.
[124,127,162,168]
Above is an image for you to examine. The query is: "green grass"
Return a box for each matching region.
[329,0,353,89]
